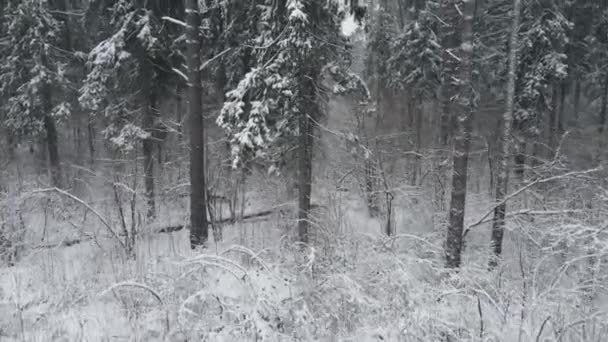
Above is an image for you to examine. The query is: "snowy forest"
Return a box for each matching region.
[1,0,608,340]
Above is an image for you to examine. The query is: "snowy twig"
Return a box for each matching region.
[199,48,232,71]
[535,316,551,342]
[172,67,188,82]
[467,209,584,229]
[31,188,126,251]
[382,234,442,251]
[161,16,187,28]
[102,281,164,305]
[102,281,169,335]
[463,167,602,239]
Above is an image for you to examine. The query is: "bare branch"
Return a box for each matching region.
[31,188,126,251]
[161,16,187,28]
[199,48,232,71]
[463,167,603,238]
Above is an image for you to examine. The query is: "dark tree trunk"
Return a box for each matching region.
[572,78,581,127]
[599,74,608,133]
[186,0,208,248]
[87,118,95,165]
[44,114,62,189]
[444,0,476,269]
[548,84,558,152]
[514,138,526,180]
[558,82,566,134]
[42,83,62,189]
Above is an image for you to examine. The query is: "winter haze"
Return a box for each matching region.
[1,0,608,341]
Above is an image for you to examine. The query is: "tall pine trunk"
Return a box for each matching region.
[490,0,521,268]
[186,0,208,248]
[444,0,476,269]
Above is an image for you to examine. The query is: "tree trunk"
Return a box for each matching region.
[44,114,62,189]
[186,0,208,248]
[412,98,423,186]
[439,88,451,147]
[72,108,87,197]
[87,118,96,165]
[572,78,581,127]
[514,138,526,180]
[42,83,62,189]
[297,109,313,244]
[548,83,559,153]
[489,0,521,268]
[558,81,566,134]
[444,0,476,269]
[599,74,608,133]
[143,93,156,220]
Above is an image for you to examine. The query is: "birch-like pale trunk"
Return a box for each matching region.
[489,0,522,268]
[444,0,476,269]
[187,0,208,248]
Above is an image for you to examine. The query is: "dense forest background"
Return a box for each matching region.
[1,0,608,340]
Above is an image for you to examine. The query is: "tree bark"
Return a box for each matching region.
[87,118,95,165]
[412,98,423,186]
[572,78,581,127]
[44,114,62,189]
[558,81,566,134]
[444,0,476,269]
[599,74,608,133]
[297,108,313,244]
[439,87,451,147]
[42,83,62,188]
[548,83,561,153]
[489,0,521,268]
[143,93,156,219]
[186,0,208,248]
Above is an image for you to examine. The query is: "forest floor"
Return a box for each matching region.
[1,181,608,341]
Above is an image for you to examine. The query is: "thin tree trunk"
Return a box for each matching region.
[572,78,581,127]
[514,138,526,180]
[412,98,423,186]
[186,0,208,248]
[558,81,566,134]
[143,93,156,219]
[73,108,87,197]
[548,83,559,153]
[87,117,96,165]
[599,74,608,133]
[358,105,379,217]
[297,110,313,244]
[444,0,476,269]
[490,0,521,268]
[440,87,451,147]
